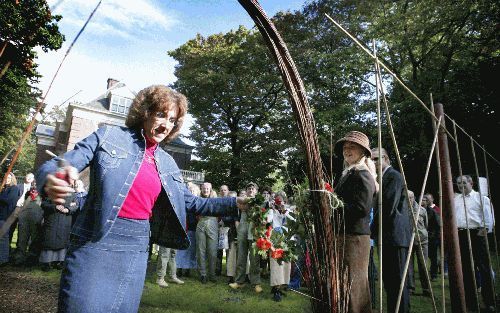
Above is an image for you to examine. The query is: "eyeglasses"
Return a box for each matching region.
[155,112,178,125]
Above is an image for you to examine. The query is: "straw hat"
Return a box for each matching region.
[334,131,372,158]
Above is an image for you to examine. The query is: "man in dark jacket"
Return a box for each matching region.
[422,193,441,280]
[372,148,412,313]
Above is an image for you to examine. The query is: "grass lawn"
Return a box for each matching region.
[139,253,311,313]
[4,235,499,313]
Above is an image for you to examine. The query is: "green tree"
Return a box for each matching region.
[275,0,498,191]
[169,27,293,189]
[0,0,64,174]
[271,4,378,182]
[357,0,499,191]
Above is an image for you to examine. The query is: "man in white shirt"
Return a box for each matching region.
[16,173,35,208]
[9,173,35,246]
[454,175,494,312]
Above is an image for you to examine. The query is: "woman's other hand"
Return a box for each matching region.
[44,166,79,204]
[236,197,249,211]
[56,204,70,214]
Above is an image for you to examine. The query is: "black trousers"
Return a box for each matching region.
[428,237,440,279]
[382,245,410,313]
[458,229,494,309]
[368,246,377,308]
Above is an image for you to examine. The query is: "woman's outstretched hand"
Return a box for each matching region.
[44,165,79,204]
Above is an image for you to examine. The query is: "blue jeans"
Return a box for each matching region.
[58,218,150,313]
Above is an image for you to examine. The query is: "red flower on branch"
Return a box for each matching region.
[324,182,333,193]
[261,207,266,212]
[256,237,272,251]
[265,226,272,238]
[274,197,282,206]
[271,248,284,259]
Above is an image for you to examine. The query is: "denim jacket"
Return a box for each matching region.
[36,125,237,249]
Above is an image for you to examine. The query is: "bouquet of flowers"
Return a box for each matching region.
[247,194,296,263]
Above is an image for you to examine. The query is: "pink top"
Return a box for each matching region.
[118,139,161,219]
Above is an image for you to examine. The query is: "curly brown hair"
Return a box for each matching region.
[125,85,188,143]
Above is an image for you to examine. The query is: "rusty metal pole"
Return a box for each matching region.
[434,103,466,313]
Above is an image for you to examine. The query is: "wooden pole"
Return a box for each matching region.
[373,40,384,313]
[430,96,446,313]
[433,103,466,313]
[239,1,335,311]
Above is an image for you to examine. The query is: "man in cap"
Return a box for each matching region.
[229,182,263,293]
[371,148,412,313]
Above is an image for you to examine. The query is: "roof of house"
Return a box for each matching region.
[35,124,55,137]
[169,136,195,149]
[83,82,135,113]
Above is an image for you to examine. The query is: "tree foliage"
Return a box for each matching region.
[170,0,498,193]
[0,0,64,174]
[355,0,499,191]
[169,27,293,190]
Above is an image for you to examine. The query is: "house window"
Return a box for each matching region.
[110,95,132,115]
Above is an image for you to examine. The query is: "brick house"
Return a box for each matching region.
[34,79,204,184]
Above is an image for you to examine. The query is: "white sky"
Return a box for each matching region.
[36,0,305,137]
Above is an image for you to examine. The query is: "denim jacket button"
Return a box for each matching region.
[111,149,116,155]
[168,192,172,197]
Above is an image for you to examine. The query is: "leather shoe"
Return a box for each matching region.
[200,276,208,284]
[273,290,282,302]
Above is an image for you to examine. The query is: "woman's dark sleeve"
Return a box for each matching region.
[341,170,375,217]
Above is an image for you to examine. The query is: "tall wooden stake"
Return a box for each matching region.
[434,103,466,313]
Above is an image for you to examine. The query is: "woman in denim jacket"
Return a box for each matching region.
[37,85,247,313]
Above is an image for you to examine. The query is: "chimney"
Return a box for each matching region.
[107,78,119,89]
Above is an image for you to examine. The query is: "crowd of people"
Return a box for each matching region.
[151,180,301,302]
[0,172,87,270]
[0,173,303,303]
[0,86,496,313]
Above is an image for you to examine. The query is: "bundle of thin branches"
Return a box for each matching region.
[238,1,343,311]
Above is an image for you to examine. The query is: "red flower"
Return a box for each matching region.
[256,237,272,251]
[324,182,333,193]
[265,226,272,238]
[261,207,267,212]
[274,197,282,206]
[271,248,284,259]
